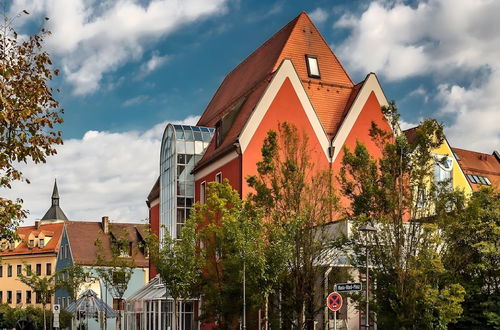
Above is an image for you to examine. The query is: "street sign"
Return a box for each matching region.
[53,312,60,328]
[327,292,343,312]
[335,282,362,293]
[52,304,60,314]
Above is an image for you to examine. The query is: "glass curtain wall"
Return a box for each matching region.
[160,124,214,240]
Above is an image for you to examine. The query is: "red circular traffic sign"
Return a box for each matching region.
[327,292,343,312]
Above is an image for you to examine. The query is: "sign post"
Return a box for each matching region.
[52,304,60,329]
[327,292,343,330]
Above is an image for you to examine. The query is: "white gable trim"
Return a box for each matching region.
[330,73,389,162]
[238,59,331,159]
[194,150,239,181]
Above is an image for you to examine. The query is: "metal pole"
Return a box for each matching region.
[243,259,246,330]
[334,311,337,330]
[365,240,369,329]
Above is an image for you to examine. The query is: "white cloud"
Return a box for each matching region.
[11,0,229,95]
[138,51,170,78]
[406,86,429,103]
[334,0,500,152]
[122,94,149,107]
[309,8,329,24]
[2,115,200,225]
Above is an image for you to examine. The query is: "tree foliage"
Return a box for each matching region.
[0,9,63,240]
[247,122,338,329]
[443,187,500,329]
[0,303,71,329]
[56,264,92,301]
[191,181,268,329]
[340,102,465,329]
[145,218,203,330]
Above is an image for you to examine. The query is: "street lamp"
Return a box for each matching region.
[359,223,377,329]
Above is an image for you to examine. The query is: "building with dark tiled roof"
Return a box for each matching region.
[451,148,500,191]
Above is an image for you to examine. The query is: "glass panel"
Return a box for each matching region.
[177,182,185,196]
[176,130,184,139]
[176,141,185,153]
[177,165,185,178]
[195,141,204,154]
[307,56,319,76]
[484,177,491,185]
[177,198,185,207]
[185,141,194,154]
[200,127,209,132]
[194,131,202,140]
[177,154,186,164]
[184,129,193,140]
[185,182,194,197]
[192,126,201,132]
[185,198,193,208]
[202,132,212,142]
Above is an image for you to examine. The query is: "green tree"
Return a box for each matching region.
[0,7,63,240]
[146,219,203,330]
[94,227,136,330]
[17,267,56,330]
[339,102,465,329]
[247,122,338,330]
[192,181,268,329]
[56,264,91,301]
[443,187,500,329]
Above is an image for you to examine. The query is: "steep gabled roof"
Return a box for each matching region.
[451,147,500,191]
[65,221,148,268]
[195,12,357,171]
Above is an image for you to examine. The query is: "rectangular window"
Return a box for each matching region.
[305,55,320,78]
[0,291,3,303]
[467,174,476,183]
[26,291,31,304]
[36,292,41,304]
[0,265,3,277]
[17,264,22,276]
[215,120,222,147]
[434,156,453,187]
[484,176,491,185]
[16,291,21,304]
[46,263,52,276]
[215,172,222,183]
[26,264,32,276]
[7,291,12,304]
[65,245,69,258]
[200,181,206,204]
[36,264,41,276]
[39,238,44,248]
[7,265,12,277]
[29,239,34,248]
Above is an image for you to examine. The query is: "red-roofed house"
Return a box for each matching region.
[452,148,500,191]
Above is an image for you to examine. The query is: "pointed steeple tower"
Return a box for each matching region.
[41,179,68,222]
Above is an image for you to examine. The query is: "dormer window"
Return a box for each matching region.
[305,55,320,78]
[39,239,45,248]
[28,240,34,248]
[215,120,222,147]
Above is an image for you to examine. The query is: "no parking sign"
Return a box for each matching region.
[327,292,343,311]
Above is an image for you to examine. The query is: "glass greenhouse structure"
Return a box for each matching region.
[125,124,214,330]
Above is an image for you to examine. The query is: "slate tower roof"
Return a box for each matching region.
[41,179,68,222]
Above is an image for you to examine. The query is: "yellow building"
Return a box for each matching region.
[404,127,473,195]
[0,181,66,308]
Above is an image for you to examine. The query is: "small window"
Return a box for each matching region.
[26,264,32,276]
[483,176,491,185]
[215,121,222,147]
[7,265,12,277]
[7,291,12,304]
[39,239,44,248]
[0,291,2,303]
[16,291,21,304]
[0,265,3,277]
[29,239,34,248]
[36,264,41,276]
[200,181,206,204]
[215,172,222,184]
[467,174,476,183]
[26,291,31,304]
[17,265,22,276]
[472,175,481,183]
[36,292,41,304]
[46,263,52,276]
[478,176,487,184]
[305,55,320,78]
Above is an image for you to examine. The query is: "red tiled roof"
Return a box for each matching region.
[194,12,357,171]
[452,147,500,191]
[65,221,148,268]
[0,222,64,257]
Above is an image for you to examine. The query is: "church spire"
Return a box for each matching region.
[41,179,68,222]
[52,179,60,206]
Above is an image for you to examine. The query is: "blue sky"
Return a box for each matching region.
[5,0,500,223]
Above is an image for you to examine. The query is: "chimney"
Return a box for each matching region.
[102,216,109,234]
[35,220,40,229]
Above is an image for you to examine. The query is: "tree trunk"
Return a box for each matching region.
[264,293,269,330]
[43,304,47,330]
[174,298,179,330]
